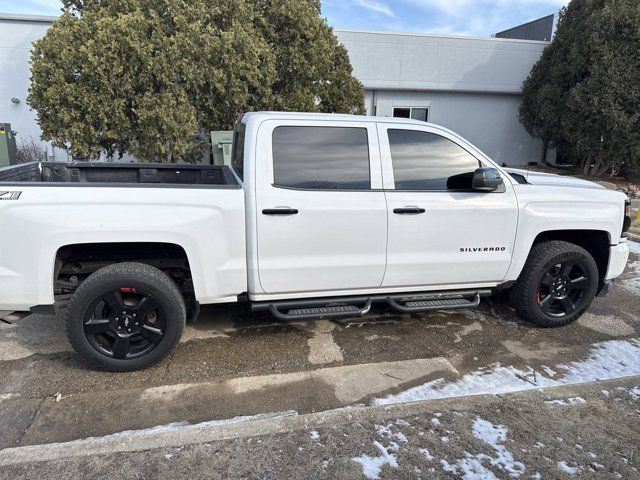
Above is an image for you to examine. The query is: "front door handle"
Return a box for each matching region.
[262,208,299,216]
[393,207,426,215]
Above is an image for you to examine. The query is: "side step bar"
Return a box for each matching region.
[268,300,373,321]
[387,293,481,313]
[252,289,491,320]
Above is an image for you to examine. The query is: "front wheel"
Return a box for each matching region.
[65,262,186,371]
[510,241,599,328]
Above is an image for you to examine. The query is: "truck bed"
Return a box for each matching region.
[0,162,240,187]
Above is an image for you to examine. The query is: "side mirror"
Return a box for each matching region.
[472,167,504,192]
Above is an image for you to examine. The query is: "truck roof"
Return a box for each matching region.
[241,111,437,128]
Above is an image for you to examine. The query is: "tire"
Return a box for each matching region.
[510,241,599,328]
[65,262,186,371]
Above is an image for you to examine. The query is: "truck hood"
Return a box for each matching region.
[506,168,606,190]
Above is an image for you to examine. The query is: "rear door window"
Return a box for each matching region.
[272,126,370,190]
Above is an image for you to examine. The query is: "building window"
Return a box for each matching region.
[388,129,480,191]
[393,107,429,122]
[272,126,371,190]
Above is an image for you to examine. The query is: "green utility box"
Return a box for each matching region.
[0,123,17,167]
[210,131,233,166]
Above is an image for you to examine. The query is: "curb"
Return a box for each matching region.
[2,376,640,467]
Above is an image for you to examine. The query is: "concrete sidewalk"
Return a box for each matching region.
[1,377,639,479]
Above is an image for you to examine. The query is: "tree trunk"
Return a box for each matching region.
[581,157,594,176]
[594,158,614,177]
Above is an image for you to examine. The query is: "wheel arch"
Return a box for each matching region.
[53,242,197,307]
[530,230,611,291]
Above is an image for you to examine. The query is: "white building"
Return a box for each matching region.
[1,13,553,165]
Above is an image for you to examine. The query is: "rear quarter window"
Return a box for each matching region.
[231,124,246,181]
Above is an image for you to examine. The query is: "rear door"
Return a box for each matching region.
[255,120,387,295]
[378,123,518,289]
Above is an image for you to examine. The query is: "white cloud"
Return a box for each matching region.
[408,0,569,16]
[354,0,397,18]
[400,0,571,36]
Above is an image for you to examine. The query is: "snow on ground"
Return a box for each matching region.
[419,448,434,461]
[557,461,582,475]
[623,241,640,295]
[432,417,525,479]
[375,339,640,405]
[351,423,408,479]
[353,416,527,480]
[470,418,525,477]
[544,397,586,407]
[351,441,400,480]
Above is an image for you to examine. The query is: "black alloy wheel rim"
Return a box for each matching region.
[82,288,167,360]
[536,261,591,318]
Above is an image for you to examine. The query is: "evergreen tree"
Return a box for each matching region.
[28,0,365,162]
[520,0,640,176]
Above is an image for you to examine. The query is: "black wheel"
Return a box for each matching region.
[510,241,599,327]
[65,262,186,371]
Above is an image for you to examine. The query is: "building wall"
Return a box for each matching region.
[335,29,552,166]
[0,15,68,161]
[370,90,545,166]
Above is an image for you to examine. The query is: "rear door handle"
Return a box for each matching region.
[262,208,299,216]
[393,207,426,215]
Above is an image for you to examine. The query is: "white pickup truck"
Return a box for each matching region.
[0,112,632,371]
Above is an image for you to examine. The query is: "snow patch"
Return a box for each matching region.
[557,461,581,475]
[0,393,20,403]
[352,423,407,479]
[375,339,640,405]
[420,448,434,461]
[545,397,586,407]
[541,366,556,377]
[472,418,525,477]
[352,441,399,480]
[439,418,525,479]
[627,241,640,256]
[629,387,640,400]
[310,430,320,441]
[622,242,640,295]
[441,457,498,479]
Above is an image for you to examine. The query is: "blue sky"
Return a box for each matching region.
[1,0,570,37]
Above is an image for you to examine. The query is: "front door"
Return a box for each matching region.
[378,123,518,289]
[255,120,387,295]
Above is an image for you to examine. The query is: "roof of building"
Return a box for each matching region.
[0,13,58,23]
[335,28,550,46]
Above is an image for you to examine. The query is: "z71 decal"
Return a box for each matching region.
[0,191,22,201]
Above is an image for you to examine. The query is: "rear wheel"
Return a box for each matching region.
[65,262,185,371]
[510,241,599,327]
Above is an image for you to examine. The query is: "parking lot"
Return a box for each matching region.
[1,242,639,478]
